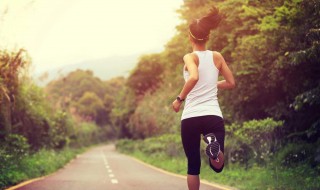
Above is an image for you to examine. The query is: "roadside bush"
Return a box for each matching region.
[50,111,74,149]
[116,134,184,158]
[225,118,283,167]
[275,141,320,170]
[117,133,320,190]
[69,122,102,147]
[0,134,30,187]
[0,147,84,189]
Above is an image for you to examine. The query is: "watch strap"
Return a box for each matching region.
[177,96,185,102]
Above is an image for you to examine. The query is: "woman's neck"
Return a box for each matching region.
[192,43,206,51]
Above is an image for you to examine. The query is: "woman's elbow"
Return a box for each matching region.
[190,76,199,82]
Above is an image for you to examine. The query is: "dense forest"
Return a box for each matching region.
[115,0,320,163]
[115,0,320,189]
[1,0,319,189]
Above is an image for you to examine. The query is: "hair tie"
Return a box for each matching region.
[189,31,207,41]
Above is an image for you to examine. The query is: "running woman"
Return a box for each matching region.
[172,6,235,190]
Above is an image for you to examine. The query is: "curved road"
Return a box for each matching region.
[9,145,233,190]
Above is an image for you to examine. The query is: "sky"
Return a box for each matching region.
[0,0,183,74]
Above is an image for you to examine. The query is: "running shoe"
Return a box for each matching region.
[203,133,217,144]
[203,133,220,160]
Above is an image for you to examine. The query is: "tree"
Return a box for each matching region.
[127,54,164,97]
[76,92,104,121]
[0,49,29,136]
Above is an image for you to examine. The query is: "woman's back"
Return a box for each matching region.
[182,50,222,120]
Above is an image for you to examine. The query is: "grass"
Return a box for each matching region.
[116,134,320,190]
[0,146,88,190]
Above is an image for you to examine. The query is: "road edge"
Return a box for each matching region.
[126,155,238,190]
[6,145,238,190]
[4,144,105,190]
[5,155,78,190]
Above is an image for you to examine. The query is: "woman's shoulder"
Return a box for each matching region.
[183,52,198,58]
[212,51,224,70]
[183,52,199,65]
[212,51,222,57]
[212,51,224,62]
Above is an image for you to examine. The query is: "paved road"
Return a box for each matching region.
[13,145,230,190]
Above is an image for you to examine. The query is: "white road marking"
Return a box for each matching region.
[101,150,119,184]
[111,179,118,184]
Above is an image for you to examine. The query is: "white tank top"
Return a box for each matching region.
[181,50,223,120]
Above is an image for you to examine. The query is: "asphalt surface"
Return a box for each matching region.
[13,144,228,190]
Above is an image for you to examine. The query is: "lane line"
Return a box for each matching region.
[101,150,119,185]
[111,179,118,184]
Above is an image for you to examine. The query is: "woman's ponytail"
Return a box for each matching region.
[189,6,222,43]
[199,6,221,32]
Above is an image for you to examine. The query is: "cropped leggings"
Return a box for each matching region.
[181,115,225,175]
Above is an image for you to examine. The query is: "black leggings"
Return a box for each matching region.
[181,115,225,175]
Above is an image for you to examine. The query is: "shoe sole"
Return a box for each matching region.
[205,141,220,160]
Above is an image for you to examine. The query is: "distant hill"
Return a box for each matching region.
[33,54,139,86]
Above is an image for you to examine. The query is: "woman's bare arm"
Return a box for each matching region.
[172,53,199,112]
[215,52,235,89]
[178,53,199,99]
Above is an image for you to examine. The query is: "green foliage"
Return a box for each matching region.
[0,47,107,150]
[127,54,164,96]
[110,87,137,138]
[104,5,320,189]
[0,49,30,134]
[226,118,283,166]
[117,134,188,166]
[2,0,319,188]
[47,70,106,103]
[259,0,303,32]
[0,134,30,164]
[0,134,30,188]
[69,122,103,147]
[0,147,84,189]
[50,111,74,149]
[46,70,125,127]
[234,118,283,144]
[127,82,182,138]
[117,134,184,158]
[111,0,320,163]
[292,85,320,111]
[77,91,104,119]
[13,81,54,149]
[117,134,320,190]
[274,142,317,168]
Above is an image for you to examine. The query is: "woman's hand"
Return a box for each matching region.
[172,99,182,113]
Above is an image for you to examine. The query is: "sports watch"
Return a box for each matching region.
[176,96,185,103]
